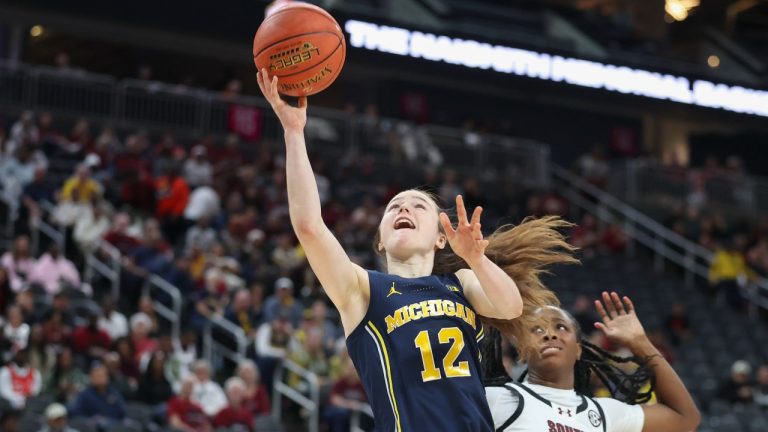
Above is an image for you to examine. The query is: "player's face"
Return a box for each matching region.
[378,190,446,260]
[526,307,582,373]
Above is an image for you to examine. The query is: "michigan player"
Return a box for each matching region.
[484,292,700,432]
[257,68,573,431]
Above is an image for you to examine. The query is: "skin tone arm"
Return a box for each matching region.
[257,69,368,334]
[445,196,523,320]
[594,292,701,432]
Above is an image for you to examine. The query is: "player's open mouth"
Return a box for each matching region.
[394,218,416,230]
[539,345,562,355]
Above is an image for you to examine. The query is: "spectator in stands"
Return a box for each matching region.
[753,364,768,409]
[0,409,20,432]
[168,376,211,432]
[103,351,135,400]
[26,325,55,379]
[665,303,692,346]
[7,111,39,156]
[27,244,80,296]
[166,329,196,393]
[264,277,304,327]
[255,312,292,387]
[190,359,227,417]
[112,337,140,382]
[135,295,160,334]
[0,267,12,314]
[183,179,221,223]
[289,327,339,391]
[129,312,157,363]
[40,402,77,432]
[225,288,261,338]
[0,349,41,409]
[69,363,126,427]
[719,360,754,405]
[185,216,217,253]
[570,213,600,256]
[73,199,111,252]
[97,297,128,341]
[220,78,243,101]
[324,356,367,432]
[136,351,173,413]
[271,234,306,277]
[44,347,87,404]
[155,164,190,245]
[600,221,627,253]
[0,146,38,203]
[21,166,54,227]
[102,212,141,255]
[60,164,102,205]
[183,145,213,188]
[747,237,768,276]
[569,295,597,338]
[4,305,30,355]
[236,359,270,416]
[1,235,35,292]
[47,291,75,328]
[708,237,755,310]
[71,312,111,364]
[40,309,71,348]
[213,377,254,430]
[576,145,609,187]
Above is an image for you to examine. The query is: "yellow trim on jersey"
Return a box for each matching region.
[476,325,485,341]
[367,321,402,432]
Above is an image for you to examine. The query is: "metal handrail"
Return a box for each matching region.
[83,239,121,301]
[145,274,182,340]
[350,403,374,432]
[272,358,320,432]
[203,315,247,366]
[552,164,768,308]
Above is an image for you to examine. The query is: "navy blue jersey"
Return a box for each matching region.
[346,270,493,432]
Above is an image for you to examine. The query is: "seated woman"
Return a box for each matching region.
[484,292,700,432]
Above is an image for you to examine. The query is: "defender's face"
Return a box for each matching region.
[526,307,582,373]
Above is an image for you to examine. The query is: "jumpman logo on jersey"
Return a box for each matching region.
[557,407,573,417]
[386,282,402,297]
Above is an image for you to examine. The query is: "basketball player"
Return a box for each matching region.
[257,68,574,431]
[484,292,700,432]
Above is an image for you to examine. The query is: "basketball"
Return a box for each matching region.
[253,2,346,97]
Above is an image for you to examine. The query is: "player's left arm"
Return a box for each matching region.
[442,195,522,320]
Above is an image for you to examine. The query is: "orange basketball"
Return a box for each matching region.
[253,2,346,97]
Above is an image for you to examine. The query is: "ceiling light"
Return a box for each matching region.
[707,55,720,68]
[29,25,44,38]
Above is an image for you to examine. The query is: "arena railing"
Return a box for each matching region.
[30,200,65,256]
[608,158,768,219]
[272,358,321,432]
[0,60,550,182]
[144,274,182,341]
[202,315,247,370]
[552,164,768,310]
[83,239,121,301]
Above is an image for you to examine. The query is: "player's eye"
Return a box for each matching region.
[415,203,426,210]
[388,204,400,211]
[531,326,544,334]
[556,323,568,331]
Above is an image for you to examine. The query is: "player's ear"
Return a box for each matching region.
[377,242,384,252]
[435,233,447,250]
[576,343,583,360]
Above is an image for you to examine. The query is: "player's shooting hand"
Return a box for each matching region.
[439,195,489,267]
[593,292,649,350]
[257,67,307,132]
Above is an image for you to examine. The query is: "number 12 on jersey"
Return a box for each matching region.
[414,327,471,382]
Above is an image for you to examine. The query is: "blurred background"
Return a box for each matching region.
[0,0,767,431]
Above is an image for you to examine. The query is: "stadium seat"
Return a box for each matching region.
[68,418,97,432]
[18,415,41,432]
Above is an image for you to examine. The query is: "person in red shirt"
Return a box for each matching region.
[154,165,190,245]
[168,377,211,432]
[102,212,141,255]
[213,377,254,431]
[70,313,111,363]
[324,357,369,432]
[236,359,271,416]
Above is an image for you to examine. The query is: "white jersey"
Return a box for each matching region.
[486,381,644,432]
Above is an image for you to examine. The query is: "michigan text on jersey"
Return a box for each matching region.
[385,299,477,334]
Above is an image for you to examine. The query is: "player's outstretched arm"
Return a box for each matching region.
[444,195,523,320]
[594,292,701,432]
[257,69,367,331]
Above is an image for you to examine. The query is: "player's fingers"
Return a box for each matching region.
[622,296,635,314]
[602,291,618,318]
[439,212,455,235]
[594,299,609,322]
[610,292,626,315]
[594,322,607,333]
[470,206,483,226]
[298,96,308,109]
[472,222,483,240]
[456,195,468,226]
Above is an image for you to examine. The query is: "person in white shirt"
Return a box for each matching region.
[183,146,213,188]
[0,349,41,409]
[3,305,30,355]
[97,297,128,341]
[190,359,227,417]
[484,292,700,432]
[183,184,220,222]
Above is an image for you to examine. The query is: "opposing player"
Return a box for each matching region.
[484,292,700,432]
[257,67,574,431]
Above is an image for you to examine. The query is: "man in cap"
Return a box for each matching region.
[263,277,304,327]
[39,403,78,432]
